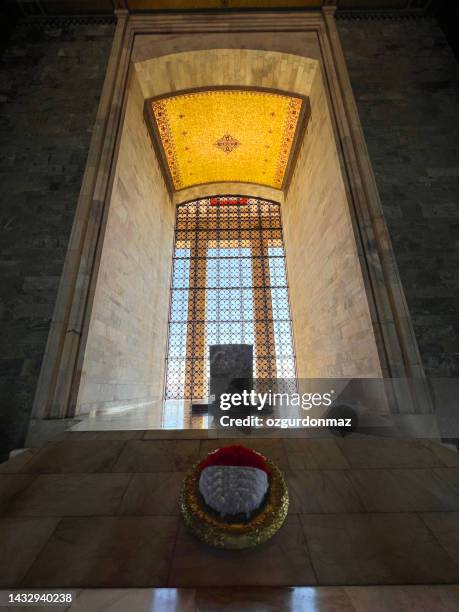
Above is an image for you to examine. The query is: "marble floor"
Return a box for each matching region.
[1,431,459,597]
[69,401,209,432]
[1,586,458,611]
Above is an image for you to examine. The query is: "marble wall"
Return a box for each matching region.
[133,46,383,382]
[283,68,382,378]
[76,70,175,415]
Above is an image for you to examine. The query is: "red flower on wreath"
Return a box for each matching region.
[198,445,270,475]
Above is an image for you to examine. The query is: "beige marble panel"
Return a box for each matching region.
[0,474,35,513]
[337,438,445,469]
[76,68,175,417]
[119,472,184,515]
[420,513,459,567]
[345,585,459,612]
[23,516,179,588]
[348,468,459,513]
[60,430,144,441]
[168,515,316,587]
[132,31,322,64]
[286,470,364,514]
[22,440,126,474]
[8,474,131,517]
[283,66,382,379]
[0,517,59,588]
[112,439,201,472]
[285,438,350,470]
[173,183,283,206]
[428,441,459,467]
[135,49,318,101]
[0,449,39,474]
[301,513,459,585]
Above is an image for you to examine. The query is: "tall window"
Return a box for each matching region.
[165,197,295,400]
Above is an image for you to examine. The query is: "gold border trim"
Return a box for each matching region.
[180,455,289,549]
[275,96,303,188]
[146,87,309,194]
[152,99,183,189]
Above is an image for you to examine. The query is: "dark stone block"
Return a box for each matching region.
[0,21,114,459]
[208,344,253,419]
[192,344,255,416]
[209,344,253,396]
[337,17,459,377]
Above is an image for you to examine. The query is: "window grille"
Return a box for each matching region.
[165,196,296,400]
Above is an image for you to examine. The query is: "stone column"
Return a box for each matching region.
[32,10,130,419]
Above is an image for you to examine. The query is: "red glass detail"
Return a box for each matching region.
[210,197,248,206]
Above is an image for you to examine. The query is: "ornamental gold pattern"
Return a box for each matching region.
[151,89,303,191]
[180,455,289,549]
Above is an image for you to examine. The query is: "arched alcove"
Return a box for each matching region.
[74,48,381,419]
[31,12,425,426]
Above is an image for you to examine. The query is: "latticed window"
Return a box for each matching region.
[165,196,296,400]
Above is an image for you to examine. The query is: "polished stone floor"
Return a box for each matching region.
[2,586,459,611]
[69,401,209,432]
[1,432,459,593]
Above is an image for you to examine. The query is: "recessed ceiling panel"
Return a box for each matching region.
[147,89,306,192]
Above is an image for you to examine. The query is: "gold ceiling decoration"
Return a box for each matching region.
[215,133,241,154]
[147,89,306,192]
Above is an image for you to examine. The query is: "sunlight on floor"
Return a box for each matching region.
[70,400,209,432]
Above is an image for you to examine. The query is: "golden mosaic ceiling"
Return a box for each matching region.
[148,89,305,192]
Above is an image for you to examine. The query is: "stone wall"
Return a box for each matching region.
[0,20,114,458]
[134,47,384,382]
[283,67,382,379]
[337,16,459,377]
[76,70,175,417]
[2,13,459,456]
